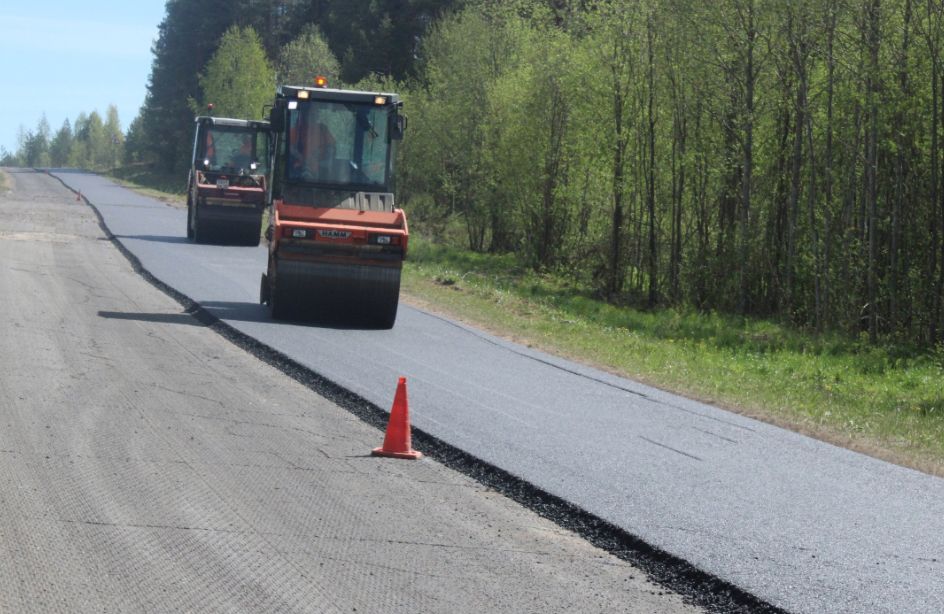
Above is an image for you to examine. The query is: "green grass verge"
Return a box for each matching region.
[402,237,944,475]
[108,164,186,207]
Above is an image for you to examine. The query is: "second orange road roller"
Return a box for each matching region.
[187,113,271,245]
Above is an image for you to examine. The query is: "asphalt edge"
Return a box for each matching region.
[47,169,787,614]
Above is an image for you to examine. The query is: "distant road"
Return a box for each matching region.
[50,169,944,613]
[0,168,701,613]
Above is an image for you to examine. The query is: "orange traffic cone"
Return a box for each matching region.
[372,377,422,459]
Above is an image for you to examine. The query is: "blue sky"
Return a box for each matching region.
[0,2,165,154]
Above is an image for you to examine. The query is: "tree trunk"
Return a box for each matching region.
[538,80,568,269]
[608,38,629,298]
[823,1,837,330]
[772,94,792,312]
[938,70,944,340]
[890,0,912,334]
[670,94,686,304]
[926,0,941,342]
[646,13,658,308]
[787,43,804,316]
[738,0,756,315]
[693,102,710,310]
[866,0,881,343]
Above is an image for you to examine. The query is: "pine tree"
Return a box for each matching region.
[49,119,74,167]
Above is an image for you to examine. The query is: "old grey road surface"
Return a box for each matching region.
[43,170,944,613]
[0,168,702,612]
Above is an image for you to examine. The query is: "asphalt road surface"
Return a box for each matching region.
[0,168,702,613]
[39,169,944,612]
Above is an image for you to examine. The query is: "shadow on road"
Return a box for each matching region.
[99,302,381,331]
[200,301,271,323]
[201,300,382,331]
[98,310,207,327]
[113,234,190,245]
[40,168,96,175]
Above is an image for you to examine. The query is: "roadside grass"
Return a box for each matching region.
[0,168,9,191]
[109,164,186,207]
[401,237,944,476]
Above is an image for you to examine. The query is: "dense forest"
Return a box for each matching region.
[5,0,944,348]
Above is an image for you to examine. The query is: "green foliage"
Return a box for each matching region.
[7,108,125,171]
[0,147,15,167]
[16,115,52,167]
[103,106,124,169]
[294,0,464,83]
[277,24,341,87]
[123,115,146,165]
[130,0,464,173]
[403,8,543,252]
[48,119,73,167]
[75,111,113,169]
[192,26,274,120]
[397,0,944,348]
